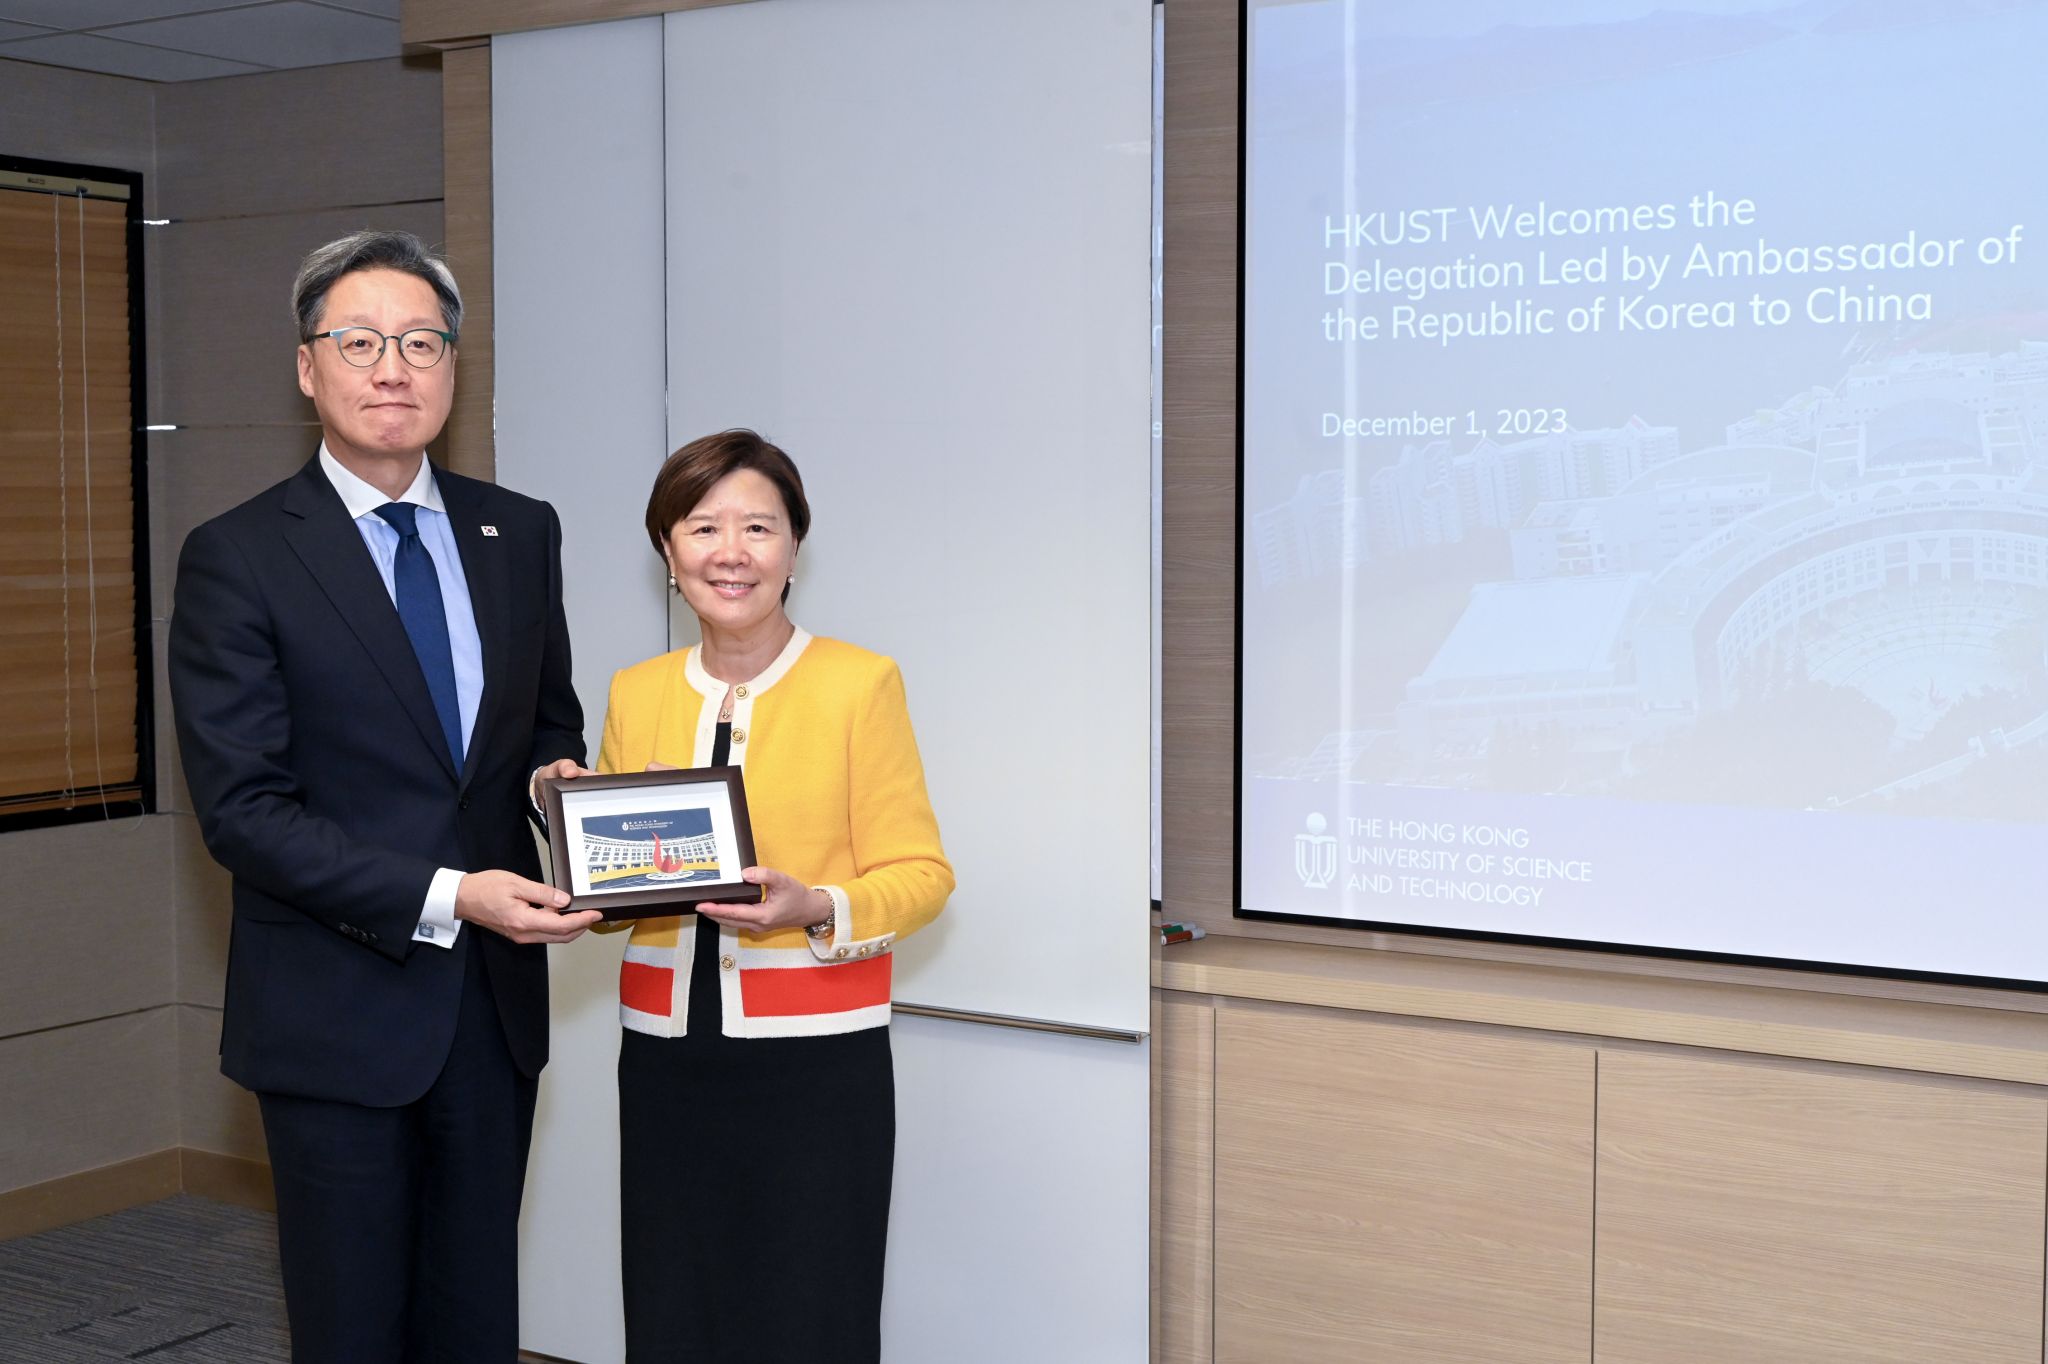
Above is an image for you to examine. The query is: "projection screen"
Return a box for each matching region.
[1238,0,2048,983]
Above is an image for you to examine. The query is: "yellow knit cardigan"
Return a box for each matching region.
[595,627,953,1038]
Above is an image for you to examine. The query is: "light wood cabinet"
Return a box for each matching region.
[1212,1003,1593,1363]
[1595,1050,2044,1364]
[1157,973,2048,1363]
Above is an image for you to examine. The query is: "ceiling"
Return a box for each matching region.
[0,0,401,82]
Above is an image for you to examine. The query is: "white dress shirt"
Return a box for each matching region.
[319,445,480,949]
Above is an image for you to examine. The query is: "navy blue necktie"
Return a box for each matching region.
[373,502,464,768]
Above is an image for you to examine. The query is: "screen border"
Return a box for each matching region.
[1224,0,2046,996]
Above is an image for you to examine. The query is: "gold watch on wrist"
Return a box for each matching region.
[804,891,835,941]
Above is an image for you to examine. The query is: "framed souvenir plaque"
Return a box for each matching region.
[539,768,762,918]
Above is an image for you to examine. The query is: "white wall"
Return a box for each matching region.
[497,4,1153,1358]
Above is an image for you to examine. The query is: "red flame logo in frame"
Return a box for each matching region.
[652,833,685,874]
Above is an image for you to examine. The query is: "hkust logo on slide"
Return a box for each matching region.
[1295,812,1337,890]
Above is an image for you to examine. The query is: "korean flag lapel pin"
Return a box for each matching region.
[480,525,499,537]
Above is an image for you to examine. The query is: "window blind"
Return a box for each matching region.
[0,164,145,824]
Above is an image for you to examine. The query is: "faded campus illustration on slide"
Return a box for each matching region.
[1238,0,2048,978]
[1254,351,2048,816]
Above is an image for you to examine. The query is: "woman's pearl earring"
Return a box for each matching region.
[667,573,678,592]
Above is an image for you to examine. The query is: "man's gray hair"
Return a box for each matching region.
[291,229,463,344]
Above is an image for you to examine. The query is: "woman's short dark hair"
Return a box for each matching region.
[646,430,812,603]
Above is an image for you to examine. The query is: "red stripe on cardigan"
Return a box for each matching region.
[740,956,892,1017]
[619,960,673,1017]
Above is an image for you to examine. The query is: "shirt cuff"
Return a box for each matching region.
[415,867,465,949]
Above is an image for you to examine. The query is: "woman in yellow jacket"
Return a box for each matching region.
[590,429,952,1362]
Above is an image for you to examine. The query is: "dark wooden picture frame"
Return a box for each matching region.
[540,767,762,919]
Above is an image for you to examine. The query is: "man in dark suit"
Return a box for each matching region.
[169,229,601,1362]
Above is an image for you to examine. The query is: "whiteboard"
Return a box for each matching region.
[662,0,1155,1035]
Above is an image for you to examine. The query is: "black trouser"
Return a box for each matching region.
[258,940,537,1364]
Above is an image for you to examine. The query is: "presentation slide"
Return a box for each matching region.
[1239,0,2048,981]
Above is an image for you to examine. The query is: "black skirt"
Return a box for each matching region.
[618,889,895,1363]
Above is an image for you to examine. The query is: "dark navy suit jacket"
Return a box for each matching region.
[169,457,583,1106]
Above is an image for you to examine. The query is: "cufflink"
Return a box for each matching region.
[417,924,436,939]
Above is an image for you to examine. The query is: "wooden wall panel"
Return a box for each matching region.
[150,623,182,819]
[0,59,155,188]
[151,201,445,431]
[440,43,493,482]
[153,58,443,222]
[0,816,175,1040]
[147,428,314,624]
[1159,0,1239,931]
[176,1004,263,1161]
[1152,993,1215,1364]
[1213,1004,1593,1363]
[1596,1050,2045,1364]
[171,810,231,1009]
[0,1010,178,1195]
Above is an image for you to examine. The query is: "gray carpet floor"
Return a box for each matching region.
[0,1197,290,1363]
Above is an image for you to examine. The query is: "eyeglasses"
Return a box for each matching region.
[313,326,456,369]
